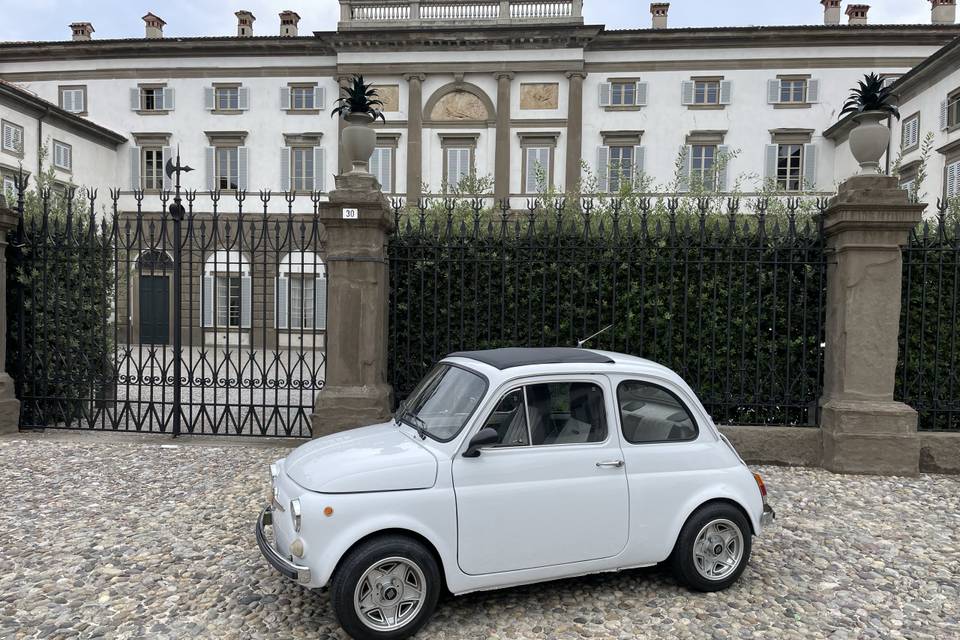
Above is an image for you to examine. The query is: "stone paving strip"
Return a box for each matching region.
[0,435,957,639]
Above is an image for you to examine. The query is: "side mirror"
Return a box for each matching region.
[462,427,499,458]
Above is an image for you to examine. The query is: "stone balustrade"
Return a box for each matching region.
[338,0,582,28]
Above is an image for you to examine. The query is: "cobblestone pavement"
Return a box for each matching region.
[1,435,958,640]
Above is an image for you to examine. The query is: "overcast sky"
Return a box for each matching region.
[0,0,936,42]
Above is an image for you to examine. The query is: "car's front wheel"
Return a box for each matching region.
[330,535,441,640]
[671,503,752,592]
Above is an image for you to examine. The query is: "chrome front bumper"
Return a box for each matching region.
[255,506,311,585]
[761,503,776,528]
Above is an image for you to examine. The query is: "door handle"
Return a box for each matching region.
[596,460,624,468]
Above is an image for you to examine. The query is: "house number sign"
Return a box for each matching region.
[342,208,359,219]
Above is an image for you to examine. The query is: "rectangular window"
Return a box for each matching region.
[216,86,239,111]
[215,276,242,328]
[610,81,636,107]
[693,80,720,105]
[780,79,807,104]
[1,120,24,155]
[690,144,717,190]
[288,275,316,329]
[142,147,163,190]
[215,147,239,190]
[524,147,551,194]
[608,145,634,192]
[445,147,472,192]
[618,380,698,444]
[290,86,315,110]
[949,91,960,129]
[141,87,164,111]
[901,113,920,151]
[52,140,72,171]
[59,87,85,113]
[290,147,315,192]
[371,147,393,193]
[2,174,15,197]
[777,144,804,192]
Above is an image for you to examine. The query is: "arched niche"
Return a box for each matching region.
[423,81,496,127]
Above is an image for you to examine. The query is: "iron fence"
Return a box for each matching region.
[388,195,828,426]
[6,175,326,437]
[897,205,960,432]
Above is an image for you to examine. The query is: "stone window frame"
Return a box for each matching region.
[770,129,814,193]
[684,130,728,191]
[372,133,400,194]
[439,133,479,193]
[518,132,559,195]
[600,130,643,193]
[1,163,28,198]
[774,74,813,110]
[205,131,248,192]
[688,76,725,110]
[901,111,921,154]
[1,119,24,159]
[52,139,73,173]
[948,86,960,132]
[897,158,921,200]
[141,147,164,191]
[58,85,87,115]
[940,139,960,200]
[602,77,645,112]
[137,82,170,115]
[131,133,172,193]
[286,82,320,114]
[213,82,243,115]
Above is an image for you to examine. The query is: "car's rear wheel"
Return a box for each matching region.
[671,503,752,592]
[330,535,441,640]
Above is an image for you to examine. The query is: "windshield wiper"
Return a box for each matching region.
[395,401,427,439]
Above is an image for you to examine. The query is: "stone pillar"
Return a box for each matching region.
[0,196,20,434]
[311,173,394,436]
[494,72,513,204]
[565,71,586,193]
[819,176,925,475]
[404,73,425,203]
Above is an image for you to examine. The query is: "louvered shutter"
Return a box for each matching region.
[280,87,291,110]
[315,271,327,331]
[370,147,382,189]
[280,147,291,191]
[162,87,175,111]
[240,276,252,328]
[525,147,549,193]
[314,87,325,110]
[162,147,173,191]
[276,276,288,329]
[202,276,214,327]
[803,144,818,190]
[681,81,694,106]
[64,91,75,112]
[374,147,392,192]
[596,146,610,193]
[947,161,959,198]
[635,81,648,106]
[130,147,141,190]
[599,82,612,107]
[75,90,85,113]
[806,79,820,104]
[205,147,216,191]
[446,149,459,190]
[131,88,141,110]
[678,145,692,192]
[314,147,325,192]
[941,100,950,131]
[719,81,732,105]
[717,145,729,192]
[204,87,215,110]
[764,145,779,184]
[767,80,780,104]
[633,146,645,185]
[238,87,250,111]
[1,124,11,151]
[238,147,249,191]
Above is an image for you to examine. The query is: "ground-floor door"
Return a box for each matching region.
[139,275,169,345]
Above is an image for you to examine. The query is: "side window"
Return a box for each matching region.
[482,389,529,447]
[617,380,699,444]
[527,382,607,445]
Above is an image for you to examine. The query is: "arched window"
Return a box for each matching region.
[202,251,251,329]
[276,251,326,330]
[136,249,174,270]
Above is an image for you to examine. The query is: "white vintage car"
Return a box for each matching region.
[257,347,775,640]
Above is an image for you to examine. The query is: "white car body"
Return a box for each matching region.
[258,349,772,597]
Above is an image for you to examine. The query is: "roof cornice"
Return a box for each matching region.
[328,23,602,52]
[0,82,126,146]
[887,35,960,99]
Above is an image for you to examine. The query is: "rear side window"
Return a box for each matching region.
[617,380,698,444]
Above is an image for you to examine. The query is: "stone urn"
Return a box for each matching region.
[341,112,376,174]
[848,111,890,175]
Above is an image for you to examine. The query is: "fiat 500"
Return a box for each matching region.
[257,347,775,640]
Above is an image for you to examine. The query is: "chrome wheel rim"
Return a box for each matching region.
[692,518,744,581]
[353,556,427,631]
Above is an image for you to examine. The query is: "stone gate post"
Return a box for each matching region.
[819,176,924,475]
[311,174,394,437]
[0,196,21,434]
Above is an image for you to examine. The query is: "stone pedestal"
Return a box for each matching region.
[311,174,394,437]
[819,176,925,475]
[0,197,20,434]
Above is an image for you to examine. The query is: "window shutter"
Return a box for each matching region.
[767,79,780,104]
[280,147,291,191]
[130,147,141,190]
[720,80,732,105]
[131,88,140,111]
[370,147,382,189]
[383,148,393,192]
[2,124,10,151]
[65,145,72,169]
[596,145,610,193]
[677,145,691,192]
[681,81,694,106]
[240,276,252,328]
[717,145,729,192]
[202,276,214,327]
[315,273,327,330]
[947,161,959,198]
[280,87,291,110]
[204,87,215,110]
[75,90,85,113]
[314,147,325,192]
[238,87,250,111]
[635,81,648,106]
[599,82,612,107]
[205,147,216,191]
[446,148,458,190]
[61,91,73,112]
[806,79,820,104]
[238,147,249,191]
[803,144,817,190]
[524,148,536,193]
[941,100,950,131]
[633,145,645,184]
[276,276,289,329]
[162,147,173,191]
[764,145,779,183]
[314,87,325,110]
[162,87,175,110]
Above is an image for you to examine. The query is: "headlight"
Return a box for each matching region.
[270,463,279,481]
[290,498,302,532]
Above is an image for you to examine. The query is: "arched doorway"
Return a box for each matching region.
[137,250,174,345]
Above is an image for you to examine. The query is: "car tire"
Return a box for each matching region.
[330,535,441,640]
[670,502,752,592]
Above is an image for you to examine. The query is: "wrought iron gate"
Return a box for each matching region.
[6,175,326,437]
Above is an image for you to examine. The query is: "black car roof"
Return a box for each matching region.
[446,347,615,370]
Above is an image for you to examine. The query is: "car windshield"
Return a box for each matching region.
[398,363,487,442]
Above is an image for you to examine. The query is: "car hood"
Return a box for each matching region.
[284,422,438,493]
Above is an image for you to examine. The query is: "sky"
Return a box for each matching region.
[0,0,936,42]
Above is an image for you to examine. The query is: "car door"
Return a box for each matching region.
[451,375,629,575]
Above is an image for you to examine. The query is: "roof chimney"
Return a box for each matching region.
[650,3,669,29]
[70,22,94,41]
[821,0,841,25]
[846,4,870,25]
[235,10,256,37]
[930,0,957,24]
[143,13,166,39]
[279,10,301,37]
